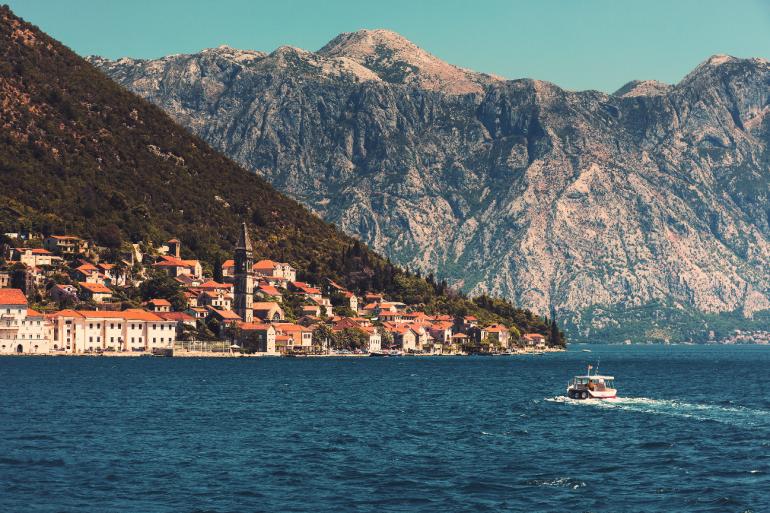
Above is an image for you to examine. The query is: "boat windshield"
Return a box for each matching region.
[590,378,614,389]
[572,376,615,389]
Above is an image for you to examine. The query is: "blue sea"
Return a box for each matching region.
[1,345,769,512]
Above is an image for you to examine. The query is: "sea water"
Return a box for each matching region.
[1,345,769,512]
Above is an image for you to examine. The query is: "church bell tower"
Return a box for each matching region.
[234,223,254,323]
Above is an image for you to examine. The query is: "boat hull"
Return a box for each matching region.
[567,388,617,400]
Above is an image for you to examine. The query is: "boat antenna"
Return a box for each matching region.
[595,358,600,374]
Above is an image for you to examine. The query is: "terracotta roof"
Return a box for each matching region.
[29,248,52,255]
[274,323,310,333]
[485,324,509,333]
[452,333,469,339]
[26,308,43,316]
[49,235,81,241]
[257,285,281,296]
[154,256,200,268]
[156,312,195,322]
[253,302,281,311]
[147,299,172,307]
[57,309,165,321]
[239,322,273,331]
[153,260,183,267]
[222,259,235,268]
[291,281,321,294]
[253,259,278,270]
[0,288,27,305]
[208,308,241,320]
[197,280,232,289]
[79,282,111,294]
[51,309,82,318]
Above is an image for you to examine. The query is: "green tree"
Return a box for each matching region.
[139,273,186,311]
[312,324,334,353]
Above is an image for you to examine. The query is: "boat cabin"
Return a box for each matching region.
[570,375,614,392]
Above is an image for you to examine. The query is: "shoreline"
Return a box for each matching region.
[0,347,566,358]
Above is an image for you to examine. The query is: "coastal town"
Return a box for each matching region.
[0,224,554,357]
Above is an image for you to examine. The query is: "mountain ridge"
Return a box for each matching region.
[88,29,770,342]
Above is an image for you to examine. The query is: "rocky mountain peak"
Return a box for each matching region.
[202,45,267,62]
[318,28,501,94]
[613,79,672,98]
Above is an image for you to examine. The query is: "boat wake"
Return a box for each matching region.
[546,396,770,428]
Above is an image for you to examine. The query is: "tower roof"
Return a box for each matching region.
[236,222,253,252]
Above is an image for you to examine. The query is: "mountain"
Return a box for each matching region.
[89,33,770,342]
[0,6,557,335]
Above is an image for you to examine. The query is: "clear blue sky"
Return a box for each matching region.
[7,0,770,92]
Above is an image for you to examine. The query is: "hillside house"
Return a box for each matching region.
[237,322,277,354]
[10,247,59,267]
[78,282,112,303]
[44,235,86,256]
[522,333,546,349]
[0,289,51,354]
[252,302,285,322]
[146,299,172,313]
[48,284,78,303]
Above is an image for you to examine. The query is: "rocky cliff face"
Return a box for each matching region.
[89,36,770,341]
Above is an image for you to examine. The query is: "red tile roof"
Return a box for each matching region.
[253,259,278,270]
[253,302,281,311]
[79,282,111,294]
[0,288,27,305]
[208,308,241,320]
[197,280,232,289]
[156,312,195,322]
[257,285,281,296]
[53,309,166,321]
[147,299,172,307]
[239,322,273,331]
